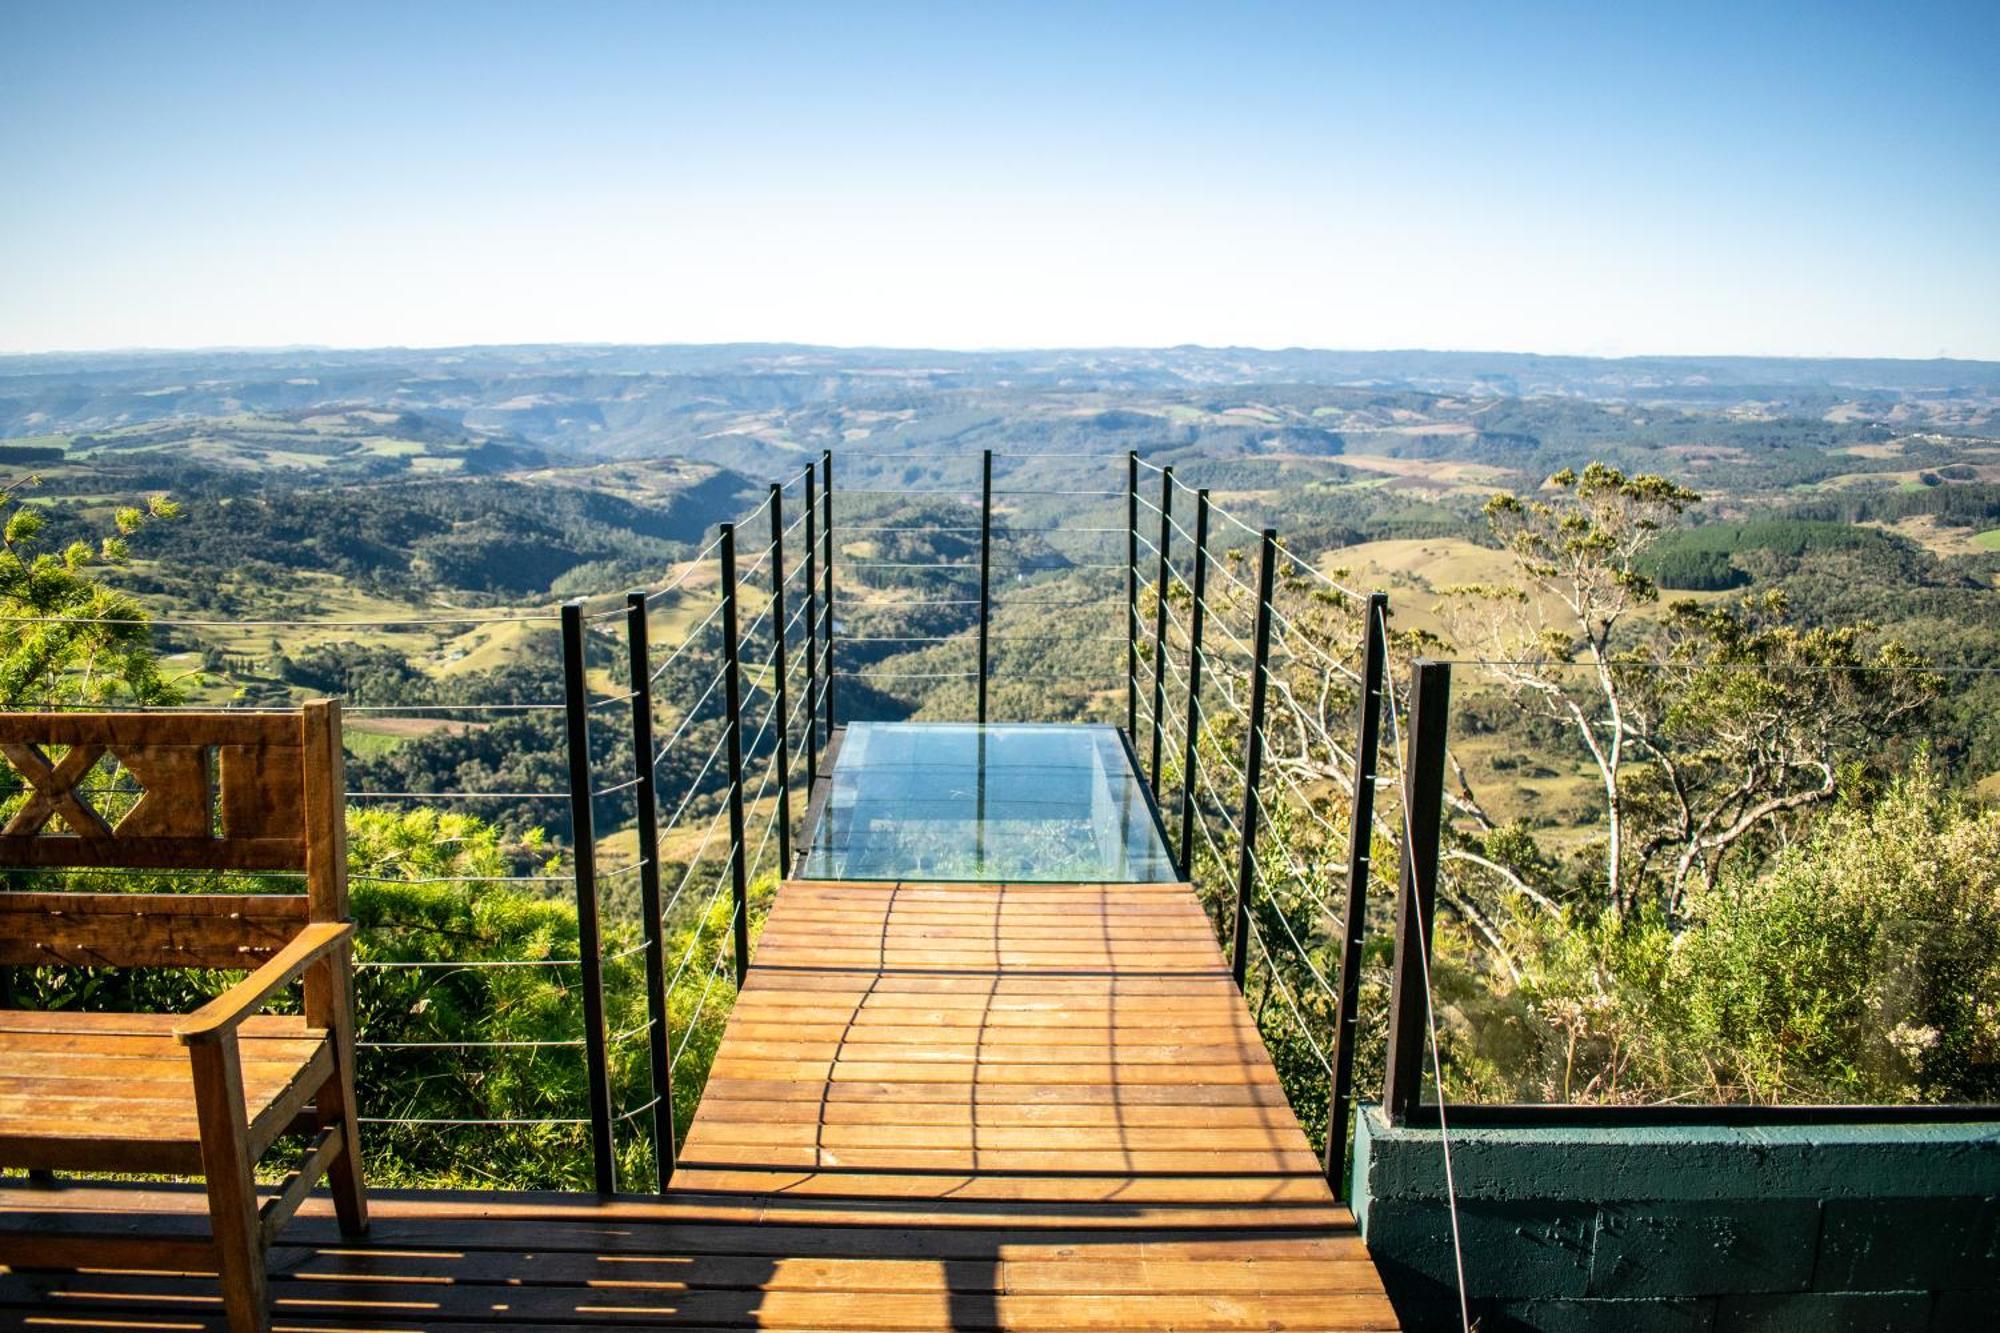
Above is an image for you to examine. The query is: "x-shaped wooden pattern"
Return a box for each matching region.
[1,741,114,837]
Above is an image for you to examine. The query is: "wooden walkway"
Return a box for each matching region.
[0,878,1397,1329]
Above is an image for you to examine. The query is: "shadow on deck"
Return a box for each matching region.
[0,877,1398,1330]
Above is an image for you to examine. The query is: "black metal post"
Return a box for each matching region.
[1326,591,1388,1193]
[1229,529,1277,989]
[1175,490,1211,879]
[1384,658,1451,1125]
[977,448,993,724]
[1148,466,1174,785]
[623,592,676,1188]
[768,484,793,880]
[560,601,617,1195]
[803,464,819,790]
[718,526,752,987]
[820,450,836,736]
[1126,451,1139,737]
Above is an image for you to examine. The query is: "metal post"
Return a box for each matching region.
[768,484,794,880]
[623,592,676,1188]
[1229,529,1277,989]
[820,450,836,736]
[1326,591,1388,1194]
[1175,490,1211,879]
[977,448,993,724]
[803,464,820,790]
[1384,658,1451,1125]
[559,601,617,1195]
[718,526,752,987]
[1126,451,1139,737]
[1148,466,1174,785]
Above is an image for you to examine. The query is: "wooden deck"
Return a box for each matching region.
[0,878,1397,1329]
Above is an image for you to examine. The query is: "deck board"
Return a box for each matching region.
[0,877,1397,1329]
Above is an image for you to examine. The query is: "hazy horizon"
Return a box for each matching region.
[5,1,1997,360]
[6,337,1999,371]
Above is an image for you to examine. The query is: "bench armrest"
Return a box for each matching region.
[175,921,354,1046]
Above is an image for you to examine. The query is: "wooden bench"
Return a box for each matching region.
[0,701,366,1333]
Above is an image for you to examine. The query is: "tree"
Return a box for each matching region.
[1440,464,1698,913]
[1616,594,1937,915]
[0,476,184,706]
[1442,464,1936,921]
[1672,763,2000,1103]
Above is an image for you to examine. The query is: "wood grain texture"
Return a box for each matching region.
[0,709,306,870]
[0,1015,332,1174]
[0,890,309,968]
[0,1183,1399,1330]
[0,868,1393,1329]
[0,703,366,1333]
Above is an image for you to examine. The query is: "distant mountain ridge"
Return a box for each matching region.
[5,343,1996,472]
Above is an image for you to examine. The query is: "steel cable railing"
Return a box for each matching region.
[4,447,1415,1204]
[1116,460,1399,1199]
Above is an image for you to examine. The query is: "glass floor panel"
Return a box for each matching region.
[801,722,1178,882]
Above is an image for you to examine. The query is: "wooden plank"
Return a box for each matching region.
[0,1010,310,1036]
[0,709,308,870]
[688,1098,1306,1128]
[680,1122,1310,1152]
[0,712,300,748]
[0,868,1397,1331]
[697,1076,1296,1106]
[0,1268,1401,1330]
[0,892,310,968]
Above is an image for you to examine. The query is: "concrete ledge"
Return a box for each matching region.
[1353,1106,2000,1332]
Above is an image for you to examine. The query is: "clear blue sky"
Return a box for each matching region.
[3,1,1996,358]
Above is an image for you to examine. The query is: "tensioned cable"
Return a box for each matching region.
[359,1036,581,1051]
[1248,820,1360,932]
[672,913,739,1070]
[655,728,731,843]
[659,814,732,942]
[836,669,980,680]
[993,450,1132,461]
[347,790,568,801]
[360,1114,588,1127]
[841,524,984,534]
[664,855,736,995]
[0,610,561,628]
[840,595,984,608]
[1213,503,1270,544]
[1269,607,1365,686]
[345,702,565,714]
[1247,854,1341,1001]
[1377,601,1473,1333]
[845,561,978,572]
[838,487,977,497]
[1261,759,1354,852]
[645,532,727,605]
[649,602,725,684]
[356,956,581,970]
[350,871,570,886]
[1002,595,1121,609]
[1277,542,1365,602]
[1244,913,1334,1076]
[652,669,726,768]
[616,1093,663,1124]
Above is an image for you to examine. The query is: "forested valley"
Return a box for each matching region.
[4,343,1999,1185]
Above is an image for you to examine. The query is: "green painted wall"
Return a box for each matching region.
[1351,1107,2000,1331]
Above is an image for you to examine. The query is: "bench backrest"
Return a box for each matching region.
[0,700,346,970]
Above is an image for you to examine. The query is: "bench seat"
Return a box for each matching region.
[0,1012,334,1176]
